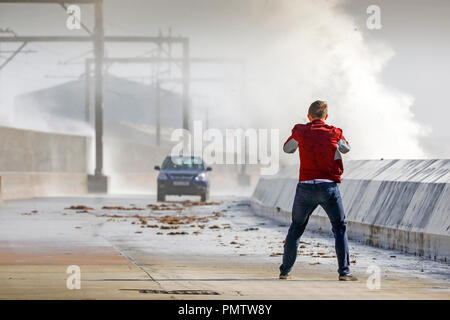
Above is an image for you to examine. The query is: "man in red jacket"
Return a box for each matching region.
[279,100,357,281]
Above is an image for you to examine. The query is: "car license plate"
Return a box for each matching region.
[173,181,189,186]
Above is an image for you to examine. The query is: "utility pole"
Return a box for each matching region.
[238,62,250,186]
[84,60,91,123]
[84,57,243,150]
[155,30,162,146]
[93,0,104,176]
[182,39,190,131]
[84,54,192,139]
[156,78,161,146]
[205,106,209,131]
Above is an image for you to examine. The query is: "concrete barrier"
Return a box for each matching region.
[0,126,88,200]
[251,160,450,262]
[0,126,87,172]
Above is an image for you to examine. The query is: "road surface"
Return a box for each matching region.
[0,195,448,299]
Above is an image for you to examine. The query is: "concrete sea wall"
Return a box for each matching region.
[0,126,87,172]
[0,126,88,200]
[251,160,450,261]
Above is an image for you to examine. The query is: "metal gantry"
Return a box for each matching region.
[0,0,191,181]
[84,57,244,146]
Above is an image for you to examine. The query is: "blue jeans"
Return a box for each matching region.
[280,182,351,275]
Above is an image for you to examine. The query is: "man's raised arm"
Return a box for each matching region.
[283,128,299,154]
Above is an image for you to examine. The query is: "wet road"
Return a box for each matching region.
[0,195,449,299]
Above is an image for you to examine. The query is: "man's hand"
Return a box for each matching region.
[337,139,350,154]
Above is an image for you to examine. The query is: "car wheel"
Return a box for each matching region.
[200,191,209,202]
[157,189,165,202]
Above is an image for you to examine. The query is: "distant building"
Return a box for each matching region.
[14,74,183,145]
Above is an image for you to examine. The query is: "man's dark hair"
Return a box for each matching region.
[308,100,328,119]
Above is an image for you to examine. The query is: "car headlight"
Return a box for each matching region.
[158,172,168,179]
[194,172,206,181]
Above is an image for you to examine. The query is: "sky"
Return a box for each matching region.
[0,0,449,159]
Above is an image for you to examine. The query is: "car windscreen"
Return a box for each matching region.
[161,157,205,170]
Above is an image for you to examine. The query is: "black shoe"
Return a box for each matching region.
[279,273,291,280]
[339,273,358,281]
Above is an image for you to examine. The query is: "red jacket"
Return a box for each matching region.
[283,119,350,183]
